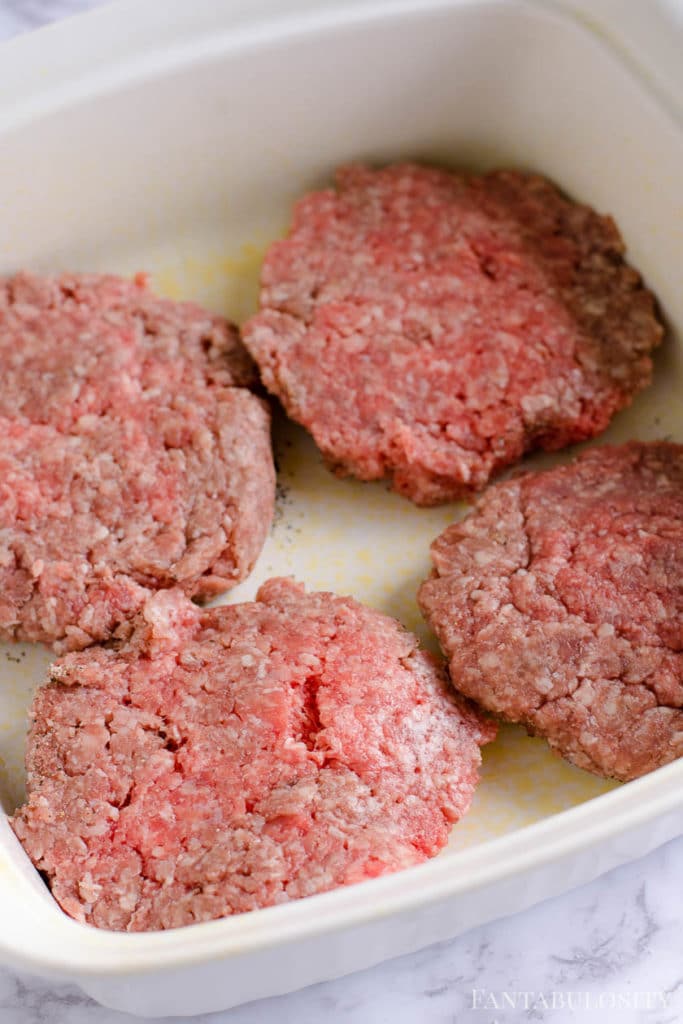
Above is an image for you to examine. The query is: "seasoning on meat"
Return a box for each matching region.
[12,578,495,930]
[419,442,683,781]
[0,272,275,650]
[244,164,663,505]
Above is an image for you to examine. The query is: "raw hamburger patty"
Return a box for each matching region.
[243,164,663,505]
[419,442,683,781]
[0,272,275,651]
[12,578,495,931]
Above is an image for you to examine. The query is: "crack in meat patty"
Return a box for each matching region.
[11,578,495,930]
[418,442,683,781]
[243,164,663,505]
[0,272,275,651]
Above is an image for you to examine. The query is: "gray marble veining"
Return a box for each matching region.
[0,2,681,1021]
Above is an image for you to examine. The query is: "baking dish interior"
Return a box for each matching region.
[0,0,681,976]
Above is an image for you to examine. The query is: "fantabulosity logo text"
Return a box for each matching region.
[469,988,669,1015]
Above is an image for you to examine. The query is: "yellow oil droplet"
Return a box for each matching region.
[152,236,279,324]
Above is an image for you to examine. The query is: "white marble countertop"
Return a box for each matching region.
[0,2,682,1022]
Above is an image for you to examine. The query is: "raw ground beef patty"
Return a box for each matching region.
[243,164,663,505]
[11,578,495,931]
[0,272,275,650]
[419,442,683,781]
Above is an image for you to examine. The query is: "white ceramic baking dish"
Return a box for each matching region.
[0,0,682,1016]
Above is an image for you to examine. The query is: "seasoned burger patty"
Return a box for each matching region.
[12,579,495,931]
[243,164,663,505]
[0,272,275,650]
[419,442,683,781]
